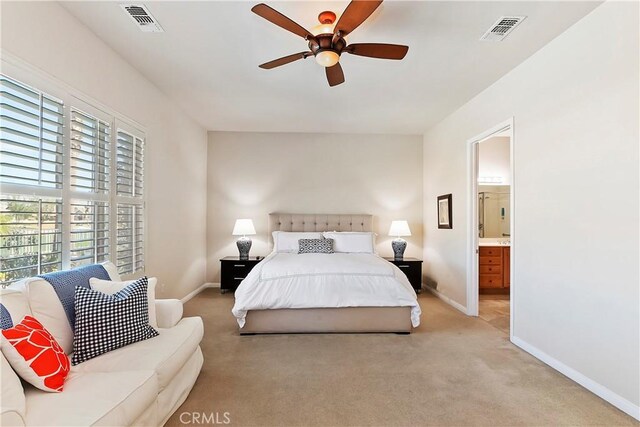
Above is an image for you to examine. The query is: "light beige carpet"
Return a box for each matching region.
[166,289,636,426]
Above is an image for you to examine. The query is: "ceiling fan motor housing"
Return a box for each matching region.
[309,34,346,58]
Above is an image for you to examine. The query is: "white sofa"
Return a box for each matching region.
[0,263,204,426]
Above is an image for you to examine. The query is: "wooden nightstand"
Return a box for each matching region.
[220,256,263,293]
[384,257,423,293]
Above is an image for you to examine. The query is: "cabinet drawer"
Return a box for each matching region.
[479,274,503,287]
[394,263,422,292]
[479,256,502,265]
[226,262,254,276]
[221,267,251,282]
[480,265,501,274]
[479,247,502,257]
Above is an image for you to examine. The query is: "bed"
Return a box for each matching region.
[231,213,421,334]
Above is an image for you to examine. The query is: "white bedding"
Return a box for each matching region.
[231,252,421,328]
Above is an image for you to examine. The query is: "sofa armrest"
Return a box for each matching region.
[155,299,183,328]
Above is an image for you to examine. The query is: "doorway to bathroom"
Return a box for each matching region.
[466,118,514,337]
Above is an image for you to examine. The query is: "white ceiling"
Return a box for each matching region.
[60,1,600,135]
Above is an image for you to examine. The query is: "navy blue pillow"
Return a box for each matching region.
[0,304,13,330]
[72,277,158,365]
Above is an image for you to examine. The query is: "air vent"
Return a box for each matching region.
[120,4,163,32]
[480,16,526,41]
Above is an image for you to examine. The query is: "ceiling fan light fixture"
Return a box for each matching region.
[311,23,334,36]
[315,50,340,67]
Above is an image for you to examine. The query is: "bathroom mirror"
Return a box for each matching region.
[478,185,510,238]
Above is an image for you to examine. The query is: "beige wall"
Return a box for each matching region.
[207,131,423,282]
[422,2,638,415]
[1,2,208,299]
[478,136,510,185]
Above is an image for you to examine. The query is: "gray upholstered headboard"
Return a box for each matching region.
[268,213,373,236]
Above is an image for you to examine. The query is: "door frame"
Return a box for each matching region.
[466,117,515,337]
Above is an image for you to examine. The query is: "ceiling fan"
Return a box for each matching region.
[251,1,409,87]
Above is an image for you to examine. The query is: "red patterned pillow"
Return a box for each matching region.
[1,316,70,392]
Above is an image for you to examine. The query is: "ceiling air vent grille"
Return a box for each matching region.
[480,16,526,41]
[120,4,163,32]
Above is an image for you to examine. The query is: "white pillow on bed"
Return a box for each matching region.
[322,232,376,253]
[272,231,323,253]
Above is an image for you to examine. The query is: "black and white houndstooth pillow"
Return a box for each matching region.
[72,276,158,365]
[298,238,334,254]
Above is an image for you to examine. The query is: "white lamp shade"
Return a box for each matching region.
[232,219,256,236]
[388,220,411,237]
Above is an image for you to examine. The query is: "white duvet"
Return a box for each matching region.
[232,252,421,328]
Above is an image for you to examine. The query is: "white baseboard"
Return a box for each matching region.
[424,286,468,314]
[511,336,640,421]
[180,282,218,304]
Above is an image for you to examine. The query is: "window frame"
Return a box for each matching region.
[0,58,147,283]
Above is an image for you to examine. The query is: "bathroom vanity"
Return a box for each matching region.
[479,241,510,293]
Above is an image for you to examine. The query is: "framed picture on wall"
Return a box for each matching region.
[437,194,453,229]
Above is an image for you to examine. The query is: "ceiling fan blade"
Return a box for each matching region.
[346,43,408,60]
[251,3,313,40]
[259,52,311,69]
[326,63,345,87]
[334,1,383,36]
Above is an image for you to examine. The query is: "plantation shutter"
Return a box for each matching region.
[70,109,110,193]
[134,136,144,197]
[116,203,144,275]
[70,200,110,268]
[0,76,64,188]
[115,127,144,275]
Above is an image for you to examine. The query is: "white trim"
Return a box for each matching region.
[180,282,218,304]
[425,286,467,314]
[466,118,515,340]
[511,336,640,421]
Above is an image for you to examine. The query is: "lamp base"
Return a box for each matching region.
[391,238,407,260]
[237,237,252,260]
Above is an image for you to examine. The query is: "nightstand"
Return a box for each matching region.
[384,257,423,293]
[220,256,263,293]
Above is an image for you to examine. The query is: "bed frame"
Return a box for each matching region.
[240,213,413,334]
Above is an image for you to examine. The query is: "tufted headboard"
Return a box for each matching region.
[268,213,373,245]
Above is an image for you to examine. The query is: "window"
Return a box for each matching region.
[115,128,144,275]
[0,196,63,286]
[0,74,145,285]
[0,76,64,188]
[70,108,110,193]
[70,200,110,268]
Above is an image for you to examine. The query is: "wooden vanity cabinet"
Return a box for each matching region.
[479,246,510,292]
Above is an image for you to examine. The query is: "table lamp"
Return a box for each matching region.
[232,219,256,260]
[388,220,411,260]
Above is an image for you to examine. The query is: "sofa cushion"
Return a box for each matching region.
[0,286,31,325]
[1,352,26,427]
[100,261,121,282]
[89,277,158,328]
[72,316,203,390]
[24,278,75,355]
[38,264,111,329]
[22,264,121,355]
[72,278,159,365]
[1,316,70,392]
[25,369,157,427]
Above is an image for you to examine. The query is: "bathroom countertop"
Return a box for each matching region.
[479,239,511,247]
